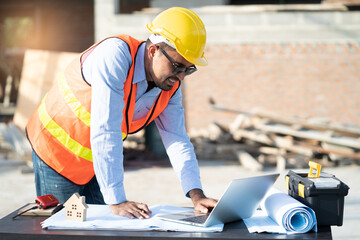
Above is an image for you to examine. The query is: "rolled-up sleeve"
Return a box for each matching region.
[154,87,203,197]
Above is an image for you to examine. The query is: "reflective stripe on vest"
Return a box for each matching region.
[57,72,127,140]
[38,94,93,162]
[58,72,91,127]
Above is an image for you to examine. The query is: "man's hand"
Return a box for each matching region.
[109,201,152,219]
[189,189,217,214]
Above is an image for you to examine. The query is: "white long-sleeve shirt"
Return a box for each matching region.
[82,37,202,204]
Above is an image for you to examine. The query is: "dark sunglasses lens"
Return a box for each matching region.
[185,67,197,76]
[173,66,186,75]
[173,66,197,76]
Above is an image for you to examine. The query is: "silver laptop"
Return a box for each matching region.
[158,173,279,227]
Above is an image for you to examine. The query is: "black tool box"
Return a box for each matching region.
[286,162,349,226]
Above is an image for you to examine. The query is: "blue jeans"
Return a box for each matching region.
[32,151,105,204]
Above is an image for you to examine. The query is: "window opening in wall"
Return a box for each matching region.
[115,0,150,14]
[4,17,34,49]
[0,16,34,108]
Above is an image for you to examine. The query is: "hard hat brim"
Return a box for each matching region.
[191,56,208,67]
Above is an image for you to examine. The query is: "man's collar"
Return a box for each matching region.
[133,42,147,84]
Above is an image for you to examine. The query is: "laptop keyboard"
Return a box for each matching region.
[181,214,209,224]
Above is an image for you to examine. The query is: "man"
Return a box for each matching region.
[27,7,216,219]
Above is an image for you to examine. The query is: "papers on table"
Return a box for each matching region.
[41,204,224,232]
[243,187,317,234]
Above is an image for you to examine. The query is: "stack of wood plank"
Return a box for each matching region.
[189,110,360,171]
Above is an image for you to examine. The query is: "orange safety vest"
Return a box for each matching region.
[26,35,180,185]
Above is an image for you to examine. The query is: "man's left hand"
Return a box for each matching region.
[189,189,217,214]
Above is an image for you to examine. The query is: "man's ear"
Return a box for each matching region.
[147,44,158,60]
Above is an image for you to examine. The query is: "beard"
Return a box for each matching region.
[154,76,179,91]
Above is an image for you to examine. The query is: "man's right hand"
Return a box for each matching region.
[109,201,152,219]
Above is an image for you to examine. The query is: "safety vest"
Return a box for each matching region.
[26,35,180,185]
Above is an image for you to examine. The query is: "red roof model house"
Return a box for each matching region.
[63,193,88,222]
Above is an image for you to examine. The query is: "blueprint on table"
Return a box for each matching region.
[41,204,224,232]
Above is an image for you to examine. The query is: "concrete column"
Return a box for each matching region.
[95,0,116,41]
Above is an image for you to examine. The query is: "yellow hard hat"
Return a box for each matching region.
[146,7,208,66]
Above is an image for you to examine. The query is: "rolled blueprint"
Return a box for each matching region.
[261,187,317,233]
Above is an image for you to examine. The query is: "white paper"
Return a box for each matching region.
[243,210,286,233]
[41,204,224,232]
[243,187,317,234]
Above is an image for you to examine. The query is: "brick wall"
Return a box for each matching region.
[183,42,360,131]
[324,0,360,4]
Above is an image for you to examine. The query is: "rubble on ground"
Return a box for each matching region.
[189,110,360,171]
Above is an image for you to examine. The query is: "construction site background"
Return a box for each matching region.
[0,1,359,239]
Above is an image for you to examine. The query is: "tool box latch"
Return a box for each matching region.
[308,161,321,178]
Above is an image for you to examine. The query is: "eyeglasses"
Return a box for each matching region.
[158,47,197,76]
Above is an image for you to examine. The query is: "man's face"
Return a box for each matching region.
[149,45,194,91]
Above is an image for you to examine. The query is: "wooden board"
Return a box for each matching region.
[13,49,79,131]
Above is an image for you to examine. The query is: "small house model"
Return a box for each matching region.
[63,193,88,222]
